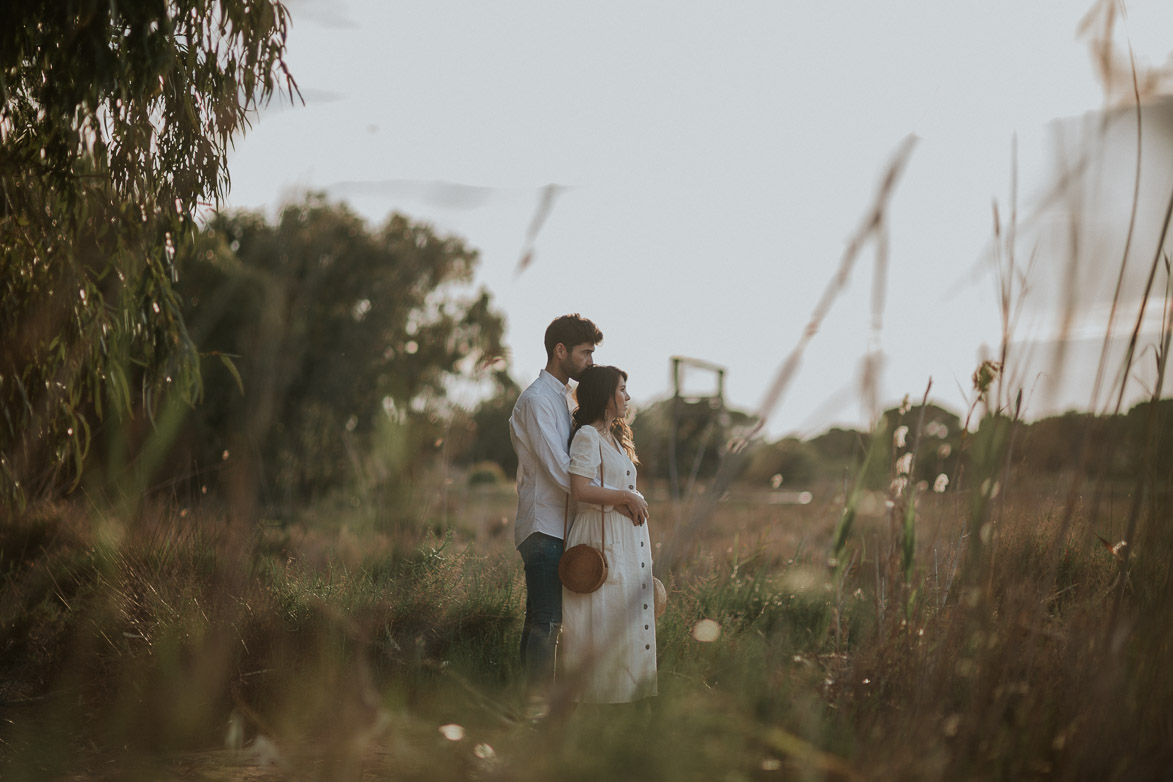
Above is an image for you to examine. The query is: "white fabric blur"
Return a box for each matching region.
[561,425,657,703]
[509,370,575,548]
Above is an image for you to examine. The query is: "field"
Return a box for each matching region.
[6,3,1173,780]
[3,457,1170,782]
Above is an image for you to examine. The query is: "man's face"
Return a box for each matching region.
[561,342,596,381]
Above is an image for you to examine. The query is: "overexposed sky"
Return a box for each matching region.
[222,0,1173,436]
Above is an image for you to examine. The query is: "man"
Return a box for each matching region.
[509,314,646,689]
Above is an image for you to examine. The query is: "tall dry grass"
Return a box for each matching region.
[3,444,1170,781]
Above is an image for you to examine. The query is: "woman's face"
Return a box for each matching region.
[609,377,630,420]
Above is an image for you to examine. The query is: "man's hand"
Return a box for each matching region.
[616,490,649,526]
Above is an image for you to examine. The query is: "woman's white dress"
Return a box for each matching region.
[561,426,657,703]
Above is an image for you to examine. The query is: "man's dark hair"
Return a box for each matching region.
[544,313,603,360]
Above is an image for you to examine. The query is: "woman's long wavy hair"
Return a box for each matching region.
[570,365,638,464]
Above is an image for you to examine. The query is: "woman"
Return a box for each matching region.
[561,365,657,703]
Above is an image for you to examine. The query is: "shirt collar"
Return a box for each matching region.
[538,369,571,396]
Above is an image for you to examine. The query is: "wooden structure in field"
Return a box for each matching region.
[668,356,728,500]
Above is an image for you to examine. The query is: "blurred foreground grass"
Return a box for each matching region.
[2,473,1170,781]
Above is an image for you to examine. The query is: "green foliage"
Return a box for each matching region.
[880,402,963,484]
[454,378,522,477]
[1013,401,1173,482]
[173,195,509,505]
[963,411,1015,567]
[5,478,1173,780]
[0,511,522,767]
[465,461,509,486]
[883,402,961,584]
[1,0,295,510]
[807,426,867,467]
[831,416,890,564]
[1015,412,1101,473]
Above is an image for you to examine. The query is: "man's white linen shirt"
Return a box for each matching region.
[509,370,576,548]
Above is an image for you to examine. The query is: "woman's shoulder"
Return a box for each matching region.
[568,425,602,475]
[569,425,597,454]
[571,424,600,443]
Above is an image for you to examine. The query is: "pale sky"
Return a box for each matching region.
[222,0,1173,437]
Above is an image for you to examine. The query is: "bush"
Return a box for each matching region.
[466,461,508,487]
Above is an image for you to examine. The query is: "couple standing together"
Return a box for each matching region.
[509,314,658,703]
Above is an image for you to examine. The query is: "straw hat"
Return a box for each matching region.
[653,577,667,618]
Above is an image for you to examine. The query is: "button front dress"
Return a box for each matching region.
[561,425,657,703]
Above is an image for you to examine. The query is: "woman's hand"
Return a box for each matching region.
[623,490,649,525]
[571,474,649,524]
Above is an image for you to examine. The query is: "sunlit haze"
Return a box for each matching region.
[222,0,1173,436]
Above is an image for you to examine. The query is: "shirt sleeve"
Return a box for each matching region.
[569,428,601,482]
[516,392,572,494]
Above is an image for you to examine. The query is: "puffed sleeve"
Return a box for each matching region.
[568,427,601,482]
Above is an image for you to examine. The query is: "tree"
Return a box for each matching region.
[880,402,963,485]
[1,1,295,510]
[455,377,523,479]
[174,195,509,510]
[740,437,823,487]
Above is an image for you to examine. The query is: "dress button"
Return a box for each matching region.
[643,604,648,610]
[627,470,631,475]
[642,583,647,589]
[641,562,645,568]
[628,485,634,489]
[645,644,650,650]
[645,624,649,630]
[640,541,644,547]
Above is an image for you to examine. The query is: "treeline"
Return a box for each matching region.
[78,196,511,519]
[434,384,1173,498]
[638,399,1173,491]
[449,394,1173,493]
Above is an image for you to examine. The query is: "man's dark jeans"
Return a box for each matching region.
[518,531,564,688]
